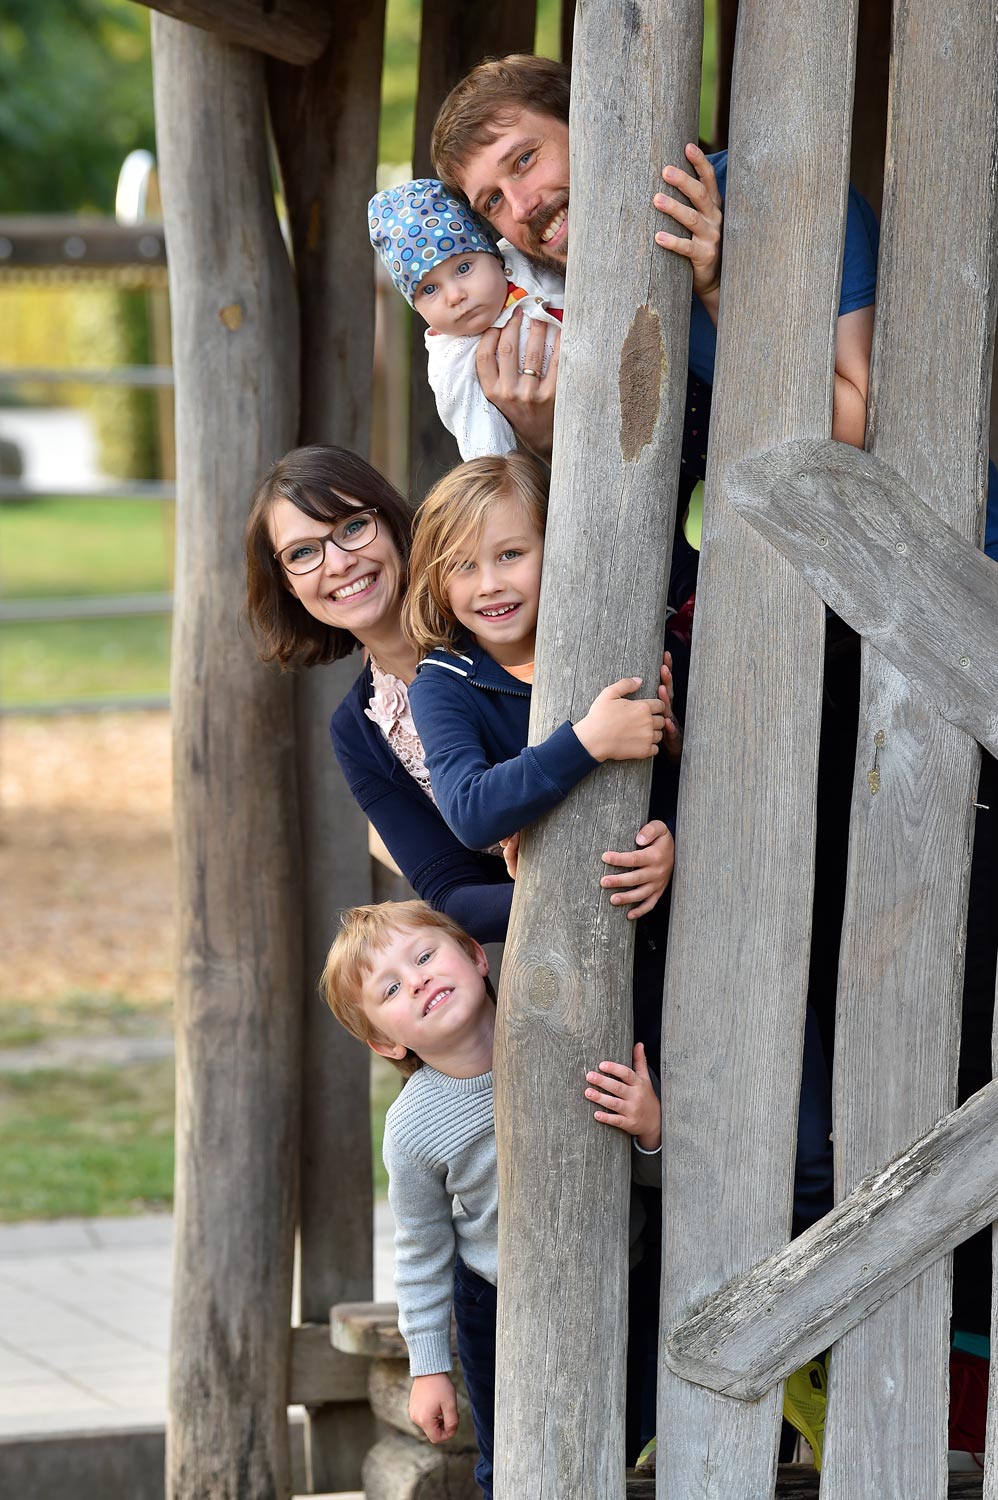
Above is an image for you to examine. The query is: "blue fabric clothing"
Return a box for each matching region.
[330,662,513,944]
[408,638,599,851]
[687,151,879,390]
[688,151,998,558]
[453,1259,497,1500]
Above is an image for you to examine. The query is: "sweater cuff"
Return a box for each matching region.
[527,719,599,794]
[406,1330,454,1378]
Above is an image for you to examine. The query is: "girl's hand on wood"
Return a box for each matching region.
[475,309,559,462]
[574,677,666,763]
[409,1373,459,1444]
[601,820,674,918]
[585,1043,662,1152]
[653,144,723,312]
[658,650,683,764]
[499,830,520,879]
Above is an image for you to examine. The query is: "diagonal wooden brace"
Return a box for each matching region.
[727,438,998,757]
[664,1073,998,1401]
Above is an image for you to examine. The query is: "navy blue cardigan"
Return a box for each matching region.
[408,638,600,851]
[330,663,513,944]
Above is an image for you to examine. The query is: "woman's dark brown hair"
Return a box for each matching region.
[245,445,415,668]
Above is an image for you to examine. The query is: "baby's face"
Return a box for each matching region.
[412,251,507,337]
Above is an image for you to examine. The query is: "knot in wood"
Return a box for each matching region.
[528,963,560,1010]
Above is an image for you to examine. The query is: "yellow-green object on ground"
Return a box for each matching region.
[783,1357,827,1469]
[634,1436,656,1471]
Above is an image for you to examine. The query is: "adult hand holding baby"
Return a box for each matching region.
[476,308,560,462]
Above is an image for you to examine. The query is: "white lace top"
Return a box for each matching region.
[365,660,436,804]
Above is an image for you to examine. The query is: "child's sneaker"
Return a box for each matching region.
[783,1357,827,1469]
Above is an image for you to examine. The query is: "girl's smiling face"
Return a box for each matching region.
[268,495,405,639]
[444,495,544,666]
[412,251,508,337]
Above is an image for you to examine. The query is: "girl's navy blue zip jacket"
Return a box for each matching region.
[330,661,513,944]
[408,637,600,851]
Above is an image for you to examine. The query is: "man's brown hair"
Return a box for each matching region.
[431,54,571,194]
[321,899,489,1078]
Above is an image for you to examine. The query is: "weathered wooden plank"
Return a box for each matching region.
[134,0,331,65]
[150,17,302,1499]
[820,2,998,1496]
[407,0,537,493]
[492,3,701,1497]
[0,218,166,268]
[288,1324,370,1406]
[665,1075,998,1399]
[331,1302,411,1360]
[268,7,386,1489]
[655,0,858,1491]
[625,1472,984,1499]
[727,439,998,755]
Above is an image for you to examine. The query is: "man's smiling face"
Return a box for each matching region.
[456,107,571,273]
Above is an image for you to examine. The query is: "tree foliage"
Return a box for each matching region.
[0,0,154,213]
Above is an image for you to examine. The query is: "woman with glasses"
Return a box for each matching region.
[245,444,514,941]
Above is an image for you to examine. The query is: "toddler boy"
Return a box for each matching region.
[322,899,661,1499]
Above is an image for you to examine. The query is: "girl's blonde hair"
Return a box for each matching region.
[403,452,549,654]
[321,899,489,1078]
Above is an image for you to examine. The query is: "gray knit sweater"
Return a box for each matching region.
[384,1063,662,1379]
[384,1064,498,1377]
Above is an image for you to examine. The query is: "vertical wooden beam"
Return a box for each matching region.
[408,0,537,495]
[656,0,858,1491]
[821,3,998,1495]
[268,3,386,1488]
[492,2,701,1495]
[151,17,302,1498]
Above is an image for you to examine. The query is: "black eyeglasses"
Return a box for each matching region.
[275,510,379,575]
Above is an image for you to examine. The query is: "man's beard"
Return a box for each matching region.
[521,192,569,273]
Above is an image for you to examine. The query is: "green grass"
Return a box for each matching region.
[2,614,171,705]
[0,496,174,600]
[0,1060,175,1221]
[0,995,173,1050]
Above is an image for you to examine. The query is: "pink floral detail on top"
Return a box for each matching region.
[365,661,436,804]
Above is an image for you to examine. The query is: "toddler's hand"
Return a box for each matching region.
[500,830,521,879]
[409,1372,459,1444]
[585,1042,662,1153]
[575,677,666,763]
[601,820,674,919]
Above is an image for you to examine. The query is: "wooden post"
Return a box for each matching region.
[151,16,302,1498]
[492,2,701,1495]
[407,0,537,495]
[655,0,858,1490]
[136,0,332,65]
[268,4,387,1488]
[820,3,998,1494]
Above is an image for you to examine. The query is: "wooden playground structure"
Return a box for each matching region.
[140,0,998,1495]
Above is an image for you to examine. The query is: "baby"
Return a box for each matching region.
[369,178,564,460]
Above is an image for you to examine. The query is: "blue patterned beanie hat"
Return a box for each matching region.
[368,178,502,305]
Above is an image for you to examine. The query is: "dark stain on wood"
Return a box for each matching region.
[618,303,663,461]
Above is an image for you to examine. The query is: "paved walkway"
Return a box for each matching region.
[0,1207,396,1438]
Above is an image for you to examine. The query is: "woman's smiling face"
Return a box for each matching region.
[268,495,406,639]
